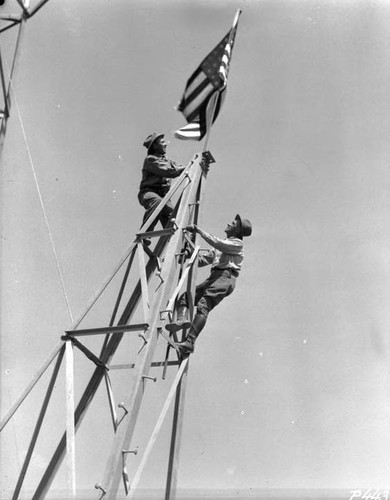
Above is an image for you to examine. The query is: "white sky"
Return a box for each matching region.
[2,0,390,497]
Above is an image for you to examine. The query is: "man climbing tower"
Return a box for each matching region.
[166,214,252,358]
[138,132,186,234]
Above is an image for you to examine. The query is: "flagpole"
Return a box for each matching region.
[233,8,242,29]
[224,9,242,59]
[202,92,219,153]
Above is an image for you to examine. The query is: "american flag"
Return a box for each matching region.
[175,10,241,141]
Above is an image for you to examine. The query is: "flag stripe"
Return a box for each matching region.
[180,123,200,131]
[180,69,205,101]
[185,66,203,88]
[174,122,201,140]
[181,76,211,114]
[182,83,215,123]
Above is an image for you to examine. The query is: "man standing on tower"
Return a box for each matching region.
[166,214,252,358]
[138,132,186,233]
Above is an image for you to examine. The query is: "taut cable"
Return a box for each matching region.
[10,81,74,323]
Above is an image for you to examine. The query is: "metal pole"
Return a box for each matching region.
[0,49,9,117]
[202,92,219,153]
[0,342,63,431]
[137,241,150,323]
[11,345,65,500]
[27,0,51,18]
[127,358,189,499]
[164,365,189,500]
[165,165,205,500]
[65,340,76,497]
[0,17,25,156]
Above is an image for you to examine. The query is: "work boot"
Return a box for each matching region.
[175,314,207,358]
[165,305,191,333]
[175,333,196,358]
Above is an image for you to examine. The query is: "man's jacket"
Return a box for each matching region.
[139,155,184,196]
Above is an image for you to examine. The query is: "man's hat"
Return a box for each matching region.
[143,133,164,152]
[235,214,252,237]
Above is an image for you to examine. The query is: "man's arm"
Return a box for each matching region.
[144,156,185,178]
[185,225,243,254]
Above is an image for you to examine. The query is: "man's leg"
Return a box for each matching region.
[174,270,236,357]
[159,199,174,228]
[174,299,209,357]
[165,292,191,333]
[165,281,207,333]
[139,192,176,247]
[138,191,162,232]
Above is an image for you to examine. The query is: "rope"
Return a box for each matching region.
[10,82,74,323]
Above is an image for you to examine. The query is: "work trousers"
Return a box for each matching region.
[138,190,174,232]
[178,268,237,319]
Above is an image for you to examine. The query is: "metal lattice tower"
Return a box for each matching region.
[1,150,215,499]
[0,4,217,497]
[0,0,51,154]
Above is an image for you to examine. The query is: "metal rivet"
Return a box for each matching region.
[122,448,138,456]
[95,484,106,495]
[117,402,128,414]
[138,333,148,344]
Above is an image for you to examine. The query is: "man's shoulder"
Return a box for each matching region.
[143,154,167,166]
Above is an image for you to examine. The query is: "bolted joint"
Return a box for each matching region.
[122,448,138,456]
[95,484,106,495]
[159,309,172,321]
[117,402,128,415]
[156,271,164,284]
[116,402,129,427]
[138,333,148,344]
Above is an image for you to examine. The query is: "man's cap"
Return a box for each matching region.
[235,214,252,237]
[143,133,164,152]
